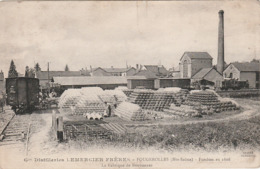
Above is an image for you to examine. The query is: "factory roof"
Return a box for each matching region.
[180,52,213,60]
[133,70,158,79]
[36,70,90,80]
[144,65,169,75]
[53,76,127,86]
[93,67,135,73]
[192,67,221,79]
[230,62,260,72]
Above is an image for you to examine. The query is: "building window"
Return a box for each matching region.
[183,60,188,78]
[256,72,259,81]
[229,73,233,78]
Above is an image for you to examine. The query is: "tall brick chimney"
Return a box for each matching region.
[217,10,224,74]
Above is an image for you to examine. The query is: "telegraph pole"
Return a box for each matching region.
[47,62,50,95]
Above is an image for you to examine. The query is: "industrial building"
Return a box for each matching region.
[142,65,169,77]
[223,62,260,88]
[127,65,171,89]
[53,76,127,90]
[154,78,191,89]
[127,76,156,89]
[35,70,90,89]
[176,10,226,88]
[192,67,223,87]
[179,52,213,78]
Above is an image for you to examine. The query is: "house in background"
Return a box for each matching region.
[169,66,181,78]
[179,52,213,78]
[223,62,260,88]
[35,69,90,89]
[0,71,4,93]
[91,67,136,76]
[143,65,169,77]
[126,65,170,89]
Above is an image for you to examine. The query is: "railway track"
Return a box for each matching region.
[0,114,31,148]
[0,113,43,155]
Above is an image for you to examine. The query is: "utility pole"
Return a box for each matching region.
[47,62,50,95]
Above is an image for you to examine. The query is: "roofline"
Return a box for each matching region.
[225,63,260,72]
[37,70,86,73]
[239,70,260,72]
[180,52,186,61]
[93,67,136,73]
[180,52,213,61]
[192,67,221,79]
[223,63,232,72]
[157,77,190,80]
[144,65,165,67]
[203,67,222,78]
[92,67,106,72]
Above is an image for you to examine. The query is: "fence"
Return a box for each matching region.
[217,89,260,98]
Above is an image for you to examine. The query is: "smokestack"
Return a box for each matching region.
[217,10,224,74]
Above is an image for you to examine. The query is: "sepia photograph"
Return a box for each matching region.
[0,0,260,169]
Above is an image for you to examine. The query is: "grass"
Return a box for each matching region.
[63,115,260,153]
[58,97,260,153]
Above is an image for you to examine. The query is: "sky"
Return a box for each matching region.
[0,0,259,76]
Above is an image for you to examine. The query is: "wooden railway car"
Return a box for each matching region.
[221,79,249,90]
[6,77,39,114]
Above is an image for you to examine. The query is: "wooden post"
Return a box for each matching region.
[52,110,56,129]
[57,116,63,142]
[52,111,58,139]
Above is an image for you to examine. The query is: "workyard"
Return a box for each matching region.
[1,87,260,156]
[1,77,260,155]
[50,87,245,144]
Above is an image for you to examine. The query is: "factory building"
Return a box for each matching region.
[53,76,127,90]
[127,76,155,89]
[143,65,169,77]
[36,70,90,89]
[179,52,213,78]
[154,78,191,89]
[127,65,170,89]
[223,62,260,88]
[192,67,223,87]
[177,10,226,88]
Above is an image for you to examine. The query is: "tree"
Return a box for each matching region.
[25,66,29,77]
[251,59,260,63]
[34,63,41,71]
[65,64,69,71]
[8,60,18,78]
